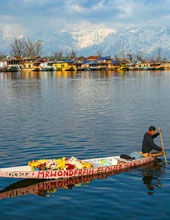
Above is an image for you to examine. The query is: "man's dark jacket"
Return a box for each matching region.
[142,132,162,153]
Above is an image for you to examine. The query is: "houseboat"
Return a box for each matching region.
[97,57,111,70]
[40,61,56,71]
[22,59,42,71]
[6,57,23,72]
[53,61,77,71]
[107,60,121,70]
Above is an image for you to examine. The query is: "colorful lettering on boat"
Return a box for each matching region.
[0,153,163,179]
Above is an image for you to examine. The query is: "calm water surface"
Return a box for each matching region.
[0,70,170,220]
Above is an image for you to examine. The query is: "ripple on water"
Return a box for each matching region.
[0,71,170,219]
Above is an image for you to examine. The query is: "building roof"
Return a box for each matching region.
[85,56,100,61]
[82,61,97,64]
[97,57,111,60]
[111,60,120,63]
[82,61,90,63]
[65,60,74,62]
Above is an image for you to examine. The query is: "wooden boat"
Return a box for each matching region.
[0,153,163,180]
[6,65,21,72]
[0,158,164,200]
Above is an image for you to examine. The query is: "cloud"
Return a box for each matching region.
[0,0,170,36]
[114,0,134,18]
[68,4,85,13]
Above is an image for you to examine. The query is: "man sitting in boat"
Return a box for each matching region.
[142,126,162,153]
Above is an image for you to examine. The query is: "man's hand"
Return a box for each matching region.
[158,128,161,134]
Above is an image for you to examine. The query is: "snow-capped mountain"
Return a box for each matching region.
[71,27,116,49]
[0,26,170,58]
[78,26,170,58]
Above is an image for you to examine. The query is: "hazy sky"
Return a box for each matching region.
[0,0,170,34]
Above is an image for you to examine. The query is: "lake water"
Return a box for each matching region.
[0,70,170,220]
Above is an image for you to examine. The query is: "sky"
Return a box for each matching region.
[0,0,170,35]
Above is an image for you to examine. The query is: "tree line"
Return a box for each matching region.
[0,38,168,62]
[9,38,77,60]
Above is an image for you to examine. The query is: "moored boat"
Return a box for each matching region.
[6,65,21,72]
[0,152,163,180]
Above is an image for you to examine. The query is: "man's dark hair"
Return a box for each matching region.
[149,126,156,131]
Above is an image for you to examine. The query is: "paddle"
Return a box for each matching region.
[159,127,167,165]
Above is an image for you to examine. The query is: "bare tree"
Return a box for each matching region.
[135,51,144,62]
[156,48,162,62]
[162,57,167,62]
[65,49,77,59]
[118,40,121,59]
[53,49,63,60]
[25,39,42,57]
[126,52,133,62]
[65,49,69,58]
[0,52,6,59]
[10,38,42,57]
[122,50,125,59]
[10,38,26,57]
[114,54,119,60]
[97,49,102,57]
[33,40,42,57]
[149,55,155,62]
[25,39,34,57]
[70,49,77,59]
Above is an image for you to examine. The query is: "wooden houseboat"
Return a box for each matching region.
[53,61,77,71]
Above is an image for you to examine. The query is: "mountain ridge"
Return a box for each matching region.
[0,26,170,58]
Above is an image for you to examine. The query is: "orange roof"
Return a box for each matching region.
[86,56,101,61]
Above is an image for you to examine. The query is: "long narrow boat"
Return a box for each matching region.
[0,159,164,200]
[0,153,163,179]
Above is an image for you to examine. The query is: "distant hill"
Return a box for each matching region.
[0,26,170,59]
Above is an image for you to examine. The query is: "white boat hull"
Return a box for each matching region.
[0,155,159,179]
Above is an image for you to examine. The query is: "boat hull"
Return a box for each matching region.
[0,156,158,179]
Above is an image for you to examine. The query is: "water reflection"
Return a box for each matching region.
[0,171,121,199]
[56,71,77,79]
[0,160,165,199]
[0,71,78,80]
[128,159,165,195]
[0,70,168,81]
[142,159,164,195]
